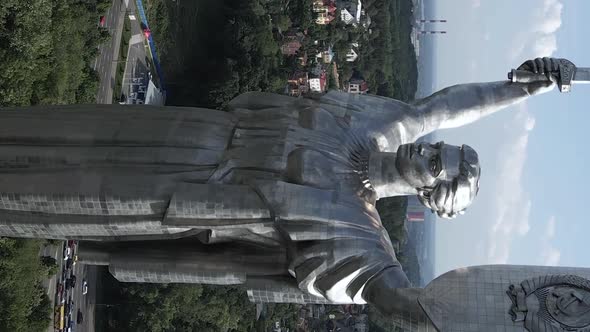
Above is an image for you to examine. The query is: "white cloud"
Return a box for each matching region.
[486,0,563,265]
[536,0,563,34]
[545,215,556,238]
[542,248,561,266]
[509,0,563,60]
[540,215,561,266]
[486,109,535,263]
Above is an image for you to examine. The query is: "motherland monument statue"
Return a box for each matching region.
[0,56,588,327]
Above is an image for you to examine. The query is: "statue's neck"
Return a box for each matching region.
[368,152,417,199]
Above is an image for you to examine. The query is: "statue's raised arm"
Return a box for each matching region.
[414,57,559,136]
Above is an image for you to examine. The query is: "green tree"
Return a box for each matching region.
[113,284,257,332]
[0,238,54,331]
[40,256,58,277]
[275,15,292,31]
[0,0,103,106]
[98,27,112,44]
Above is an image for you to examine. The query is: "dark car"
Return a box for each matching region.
[77,309,84,324]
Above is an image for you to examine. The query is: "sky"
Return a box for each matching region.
[428,0,590,275]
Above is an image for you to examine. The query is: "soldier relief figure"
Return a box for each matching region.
[0,58,565,313]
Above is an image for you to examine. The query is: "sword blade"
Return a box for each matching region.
[573,67,590,84]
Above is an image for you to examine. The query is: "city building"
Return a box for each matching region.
[313,0,337,25]
[407,211,425,222]
[309,72,327,92]
[407,196,425,222]
[287,71,310,96]
[346,78,368,94]
[316,46,334,64]
[144,80,165,106]
[281,40,302,56]
[281,31,305,56]
[338,0,362,26]
[345,48,358,62]
[310,63,324,77]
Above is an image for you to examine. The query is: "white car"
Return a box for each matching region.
[82,280,88,295]
[64,246,71,260]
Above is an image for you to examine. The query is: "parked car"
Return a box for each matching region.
[82,280,88,295]
[99,15,106,27]
[64,246,71,260]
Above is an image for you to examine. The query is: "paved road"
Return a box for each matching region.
[94,0,126,104]
[70,264,97,332]
[119,0,151,104]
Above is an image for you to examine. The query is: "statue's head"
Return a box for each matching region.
[395,141,481,219]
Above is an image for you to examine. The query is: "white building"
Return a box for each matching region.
[339,0,362,25]
[345,48,358,62]
[309,78,323,92]
[341,8,355,24]
[315,46,334,64]
[145,80,166,105]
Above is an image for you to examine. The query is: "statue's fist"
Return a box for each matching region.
[514,57,560,95]
[517,57,560,78]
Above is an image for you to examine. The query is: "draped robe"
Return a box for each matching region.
[0,91,424,305]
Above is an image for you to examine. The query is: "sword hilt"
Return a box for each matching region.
[507,59,576,93]
[507,69,550,83]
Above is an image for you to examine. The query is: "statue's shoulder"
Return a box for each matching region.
[319,91,412,113]
[227,92,299,110]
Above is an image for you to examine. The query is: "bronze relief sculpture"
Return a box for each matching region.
[507,274,590,331]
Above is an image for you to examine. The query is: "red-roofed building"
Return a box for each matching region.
[346,78,368,94]
[288,71,310,96]
[309,71,327,92]
[281,40,302,56]
[313,0,337,25]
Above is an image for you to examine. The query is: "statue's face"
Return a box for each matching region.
[395,141,463,189]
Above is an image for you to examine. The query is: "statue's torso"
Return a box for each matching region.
[217,91,422,201]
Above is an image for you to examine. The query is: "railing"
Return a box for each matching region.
[134,0,166,90]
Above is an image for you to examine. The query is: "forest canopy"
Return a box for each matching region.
[0,0,109,106]
[0,238,56,332]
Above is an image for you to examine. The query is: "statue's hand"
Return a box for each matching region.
[515,57,558,96]
[517,57,560,77]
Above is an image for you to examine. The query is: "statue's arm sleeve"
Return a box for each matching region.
[291,237,406,305]
[361,266,413,315]
[413,81,533,134]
